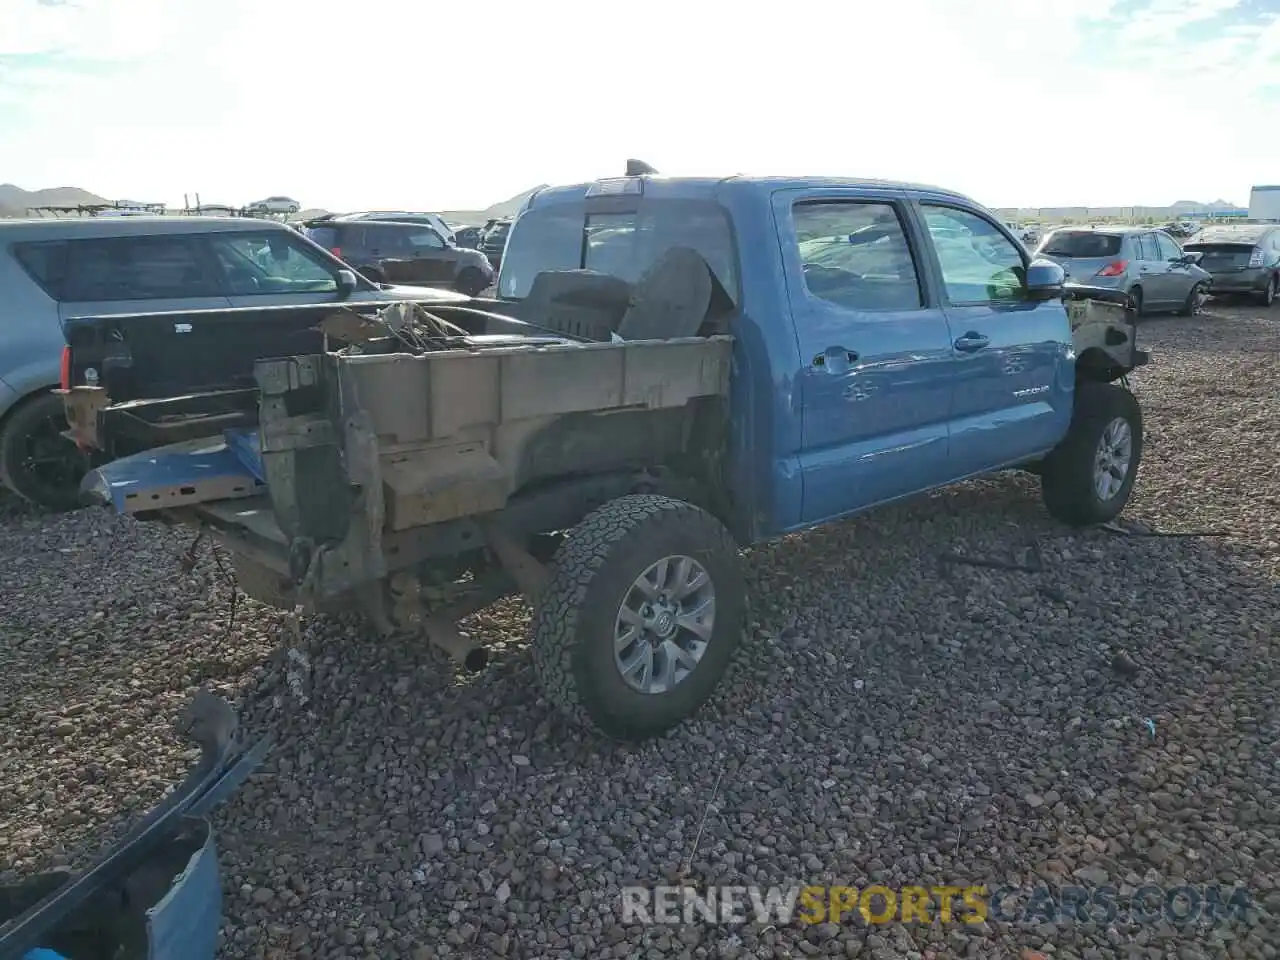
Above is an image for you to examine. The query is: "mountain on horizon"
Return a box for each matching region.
[438,184,549,225]
[0,183,110,216]
[1171,198,1237,210]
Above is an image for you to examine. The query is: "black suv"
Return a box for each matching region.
[302,220,494,295]
[479,219,512,273]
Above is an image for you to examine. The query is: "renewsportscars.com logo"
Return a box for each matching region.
[621,884,1253,927]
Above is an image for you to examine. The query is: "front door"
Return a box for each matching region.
[772,190,957,524]
[403,228,459,285]
[208,230,348,308]
[914,202,1073,476]
[1134,232,1175,307]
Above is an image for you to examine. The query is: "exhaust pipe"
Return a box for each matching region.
[422,615,490,673]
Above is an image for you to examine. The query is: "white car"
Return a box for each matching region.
[248,196,302,215]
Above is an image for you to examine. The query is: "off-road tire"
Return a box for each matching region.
[1178,281,1206,316]
[362,265,387,284]
[531,494,746,740]
[1258,274,1277,307]
[0,391,89,512]
[1040,382,1143,527]
[456,267,488,297]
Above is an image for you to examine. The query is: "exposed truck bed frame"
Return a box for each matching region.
[246,334,733,600]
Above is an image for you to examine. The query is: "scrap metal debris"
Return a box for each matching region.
[1111,649,1141,678]
[316,308,387,345]
[1100,520,1231,538]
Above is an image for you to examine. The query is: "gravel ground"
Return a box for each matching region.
[2,303,1278,959]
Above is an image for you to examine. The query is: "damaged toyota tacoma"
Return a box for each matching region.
[59,168,1149,740]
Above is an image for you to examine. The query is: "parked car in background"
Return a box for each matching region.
[301,219,494,295]
[329,210,456,243]
[1183,223,1280,306]
[1034,226,1210,316]
[453,226,483,249]
[246,196,301,215]
[0,216,468,510]
[1003,222,1038,246]
[479,218,511,272]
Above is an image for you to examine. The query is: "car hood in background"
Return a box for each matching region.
[377,283,471,303]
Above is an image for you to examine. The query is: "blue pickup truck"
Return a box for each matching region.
[63,169,1147,740]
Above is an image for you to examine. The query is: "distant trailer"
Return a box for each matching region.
[1248,185,1280,221]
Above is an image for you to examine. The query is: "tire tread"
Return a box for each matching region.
[531,493,741,739]
[1040,382,1142,527]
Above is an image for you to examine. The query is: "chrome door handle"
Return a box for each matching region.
[813,346,859,368]
[954,333,990,352]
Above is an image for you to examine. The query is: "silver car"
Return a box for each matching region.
[1034,226,1211,316]
[0,216,468,510]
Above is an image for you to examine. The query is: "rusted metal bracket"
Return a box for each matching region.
[481,520,550,605]
[54,385,110,449]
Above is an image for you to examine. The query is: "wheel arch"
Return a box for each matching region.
[0,383,61,434]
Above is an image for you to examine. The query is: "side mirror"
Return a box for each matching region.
[1024,258,1066,302]
[1177,251,1203,265]
[336,268,358,297]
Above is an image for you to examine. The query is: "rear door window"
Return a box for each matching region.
[1135,234,1158,261]
[791,201,923,310]
[64,236,221,301]
[1154,233,1181,261]
[12,241,71,300]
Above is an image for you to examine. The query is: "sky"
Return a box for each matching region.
[1,0,1279,212]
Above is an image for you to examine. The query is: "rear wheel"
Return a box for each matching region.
[531,494,746,740]
[456,267,488,297]
[1258,274,1277,307]
[0,392,90,512]
[1179,281,1207,316]
[1128,286,1144,316]
[1040,382,1143,527]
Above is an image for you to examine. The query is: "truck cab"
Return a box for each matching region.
[498,174,1096,538]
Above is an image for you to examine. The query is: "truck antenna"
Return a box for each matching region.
[626,159,658,176]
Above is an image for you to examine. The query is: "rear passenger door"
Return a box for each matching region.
[1133,232,1173,307]
[913,201,1073,477]
[57,235,232,323]
[772,189,957,523]
[1154,230,1194,303]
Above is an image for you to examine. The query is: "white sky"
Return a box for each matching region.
[1,0,1278,212]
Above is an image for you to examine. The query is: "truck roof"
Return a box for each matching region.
[0,216,294,241]
[526,175,974,210]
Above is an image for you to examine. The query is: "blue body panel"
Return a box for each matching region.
[519,174,1077,542]
[81,436,264,512]
[145,820,221,960]
[79,175,1079,545]
[222,428,265,483]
